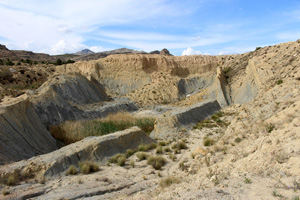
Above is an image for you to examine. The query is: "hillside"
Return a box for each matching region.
[0,40,299,199]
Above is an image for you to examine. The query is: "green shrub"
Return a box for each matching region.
[276,80,283,85]
[130,160,135,168]
[169,153,176,161]
[6,174,17,186]
[78,161,99,174]
[255,47,262,51]
[203,137,215,146]
[117,156,126,166]
[234,137,242,143]
[147,156,167,170]
[158,141,166,146]
[109,153,126,165]
[125,149,136,158]
[66,165,77,175]
[164,147,171,152]
[156,146,163,154]
[136,152,149,161]
[171,141,187,151]
[159,176,181,188]
[138,144,148,152]
[266,123,275,133]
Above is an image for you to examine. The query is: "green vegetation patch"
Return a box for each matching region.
[49,112,155,144]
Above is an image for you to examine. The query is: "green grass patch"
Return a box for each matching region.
[49,112,155,145]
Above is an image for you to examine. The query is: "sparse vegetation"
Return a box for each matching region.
[66,165,77,175]
[109,153,127,166]
[78,161,99,174]
[49,112,155,144]
[159,176,181,188]
[136,152,150,161]
[203,137,215,146]
[171,141,187,151]
[6,174,18,186]
[156,146,163,154]
[164,146,171,152]
[125,149,136,158]
[234,137,242,143]
[266,123,275,133]
[244,177,252,184]
[2,189,10,196]
[276,80,283,85]
[130,160,135,168]
[147,156,167,170]
[255,47,262,51]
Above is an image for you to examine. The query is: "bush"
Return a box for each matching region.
[164,147,171,152]
[6,174,18,186]
[147,156,167,170]
[276,80,283,85]
[203,137,215,146]
[125,149,136,158]
[156,146,163,154]
[55,59,63,65]
[136,152,149,161]
[171,141,187,151]
[255,47,262,51]
[66,165,77,175]
[266,123,275,133]
[78,161,99,174]
[109,153,126,165]
[158,141,166,146]
[0,68,13,80]
[159,176,181,188]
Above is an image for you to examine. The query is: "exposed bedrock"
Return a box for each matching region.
[151,100,221,139]
[0,127,154,177]
[0,100,56,164]
[30,73,138,127]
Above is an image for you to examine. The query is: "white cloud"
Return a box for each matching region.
[0,0,191,54]
[89,46,106,53]
[181,47,201,56]
[50,40,87,55]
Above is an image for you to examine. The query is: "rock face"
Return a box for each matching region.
[0,127,154,177]
[151,100,221,138]
[0,44,8,51]
[0,100,56,164]
[75,49,95,55]
[160,48,172,56]
[31,73,138,127]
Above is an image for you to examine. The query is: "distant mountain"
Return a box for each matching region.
[0,44,57,62]
[0,44,173,63]
[75,49,95,56]
[73,48,148,61]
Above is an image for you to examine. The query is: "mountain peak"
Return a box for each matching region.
[75,49,95,55]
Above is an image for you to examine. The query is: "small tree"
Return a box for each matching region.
[56,59,63,65]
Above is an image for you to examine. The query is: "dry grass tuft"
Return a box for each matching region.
[78,161,99,174]
[159,176,181,188]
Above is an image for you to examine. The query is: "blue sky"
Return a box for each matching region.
[0,0,300,55]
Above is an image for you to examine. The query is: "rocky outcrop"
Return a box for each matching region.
[0,100,56,164]
[231,59,274,104]
[160,48,172,56]
[151,100,221,138]
[30,73,138,127]
[0,127,154,177]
